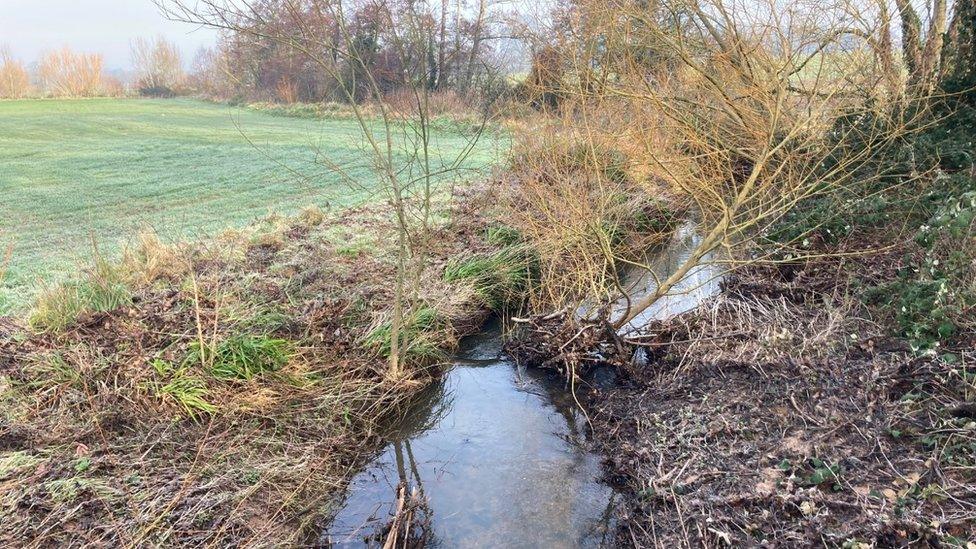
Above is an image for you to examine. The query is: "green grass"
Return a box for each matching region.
[27,258,132,333]
[0,98,501,314]
[187,334,291,381]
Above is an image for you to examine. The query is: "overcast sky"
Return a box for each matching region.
[0,0,219,70]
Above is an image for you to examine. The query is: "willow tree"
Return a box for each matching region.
[506,0,927,332]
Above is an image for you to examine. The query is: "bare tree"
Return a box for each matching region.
[0,46,31,99]
[506,0,926,332]
[157,0,494,377]
[38,48,104,97]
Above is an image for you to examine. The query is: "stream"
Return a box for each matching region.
[323,223,723,547]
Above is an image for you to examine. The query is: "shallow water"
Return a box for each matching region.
[613,221,724,332]
[323,223,722,547]
[323,326,616,547]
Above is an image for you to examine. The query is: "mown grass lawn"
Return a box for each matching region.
[0,98,500,314]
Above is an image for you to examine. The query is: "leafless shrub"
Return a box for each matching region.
[0,46,31,98]
[38,47,105,97]
[507,0,929,331]
[131,36,186,95]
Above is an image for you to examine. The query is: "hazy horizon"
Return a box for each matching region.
[0,0,219,70]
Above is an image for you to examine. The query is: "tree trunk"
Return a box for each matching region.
[437,0,448,89]
[919,0,948,90]
[940,0,976,95]
[894,0,923,81]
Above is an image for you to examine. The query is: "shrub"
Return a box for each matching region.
[0,52,30,98]
[38,48,104,97]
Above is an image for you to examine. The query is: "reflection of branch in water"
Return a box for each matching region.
[375,378,455,442]
[377,441,434,548]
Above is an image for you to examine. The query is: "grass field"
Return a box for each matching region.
[0,98,501,314]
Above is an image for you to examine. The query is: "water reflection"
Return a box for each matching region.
[323,326,616,547]
[324,223,721,547]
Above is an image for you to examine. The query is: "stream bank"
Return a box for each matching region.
[582,259,976,546]
[322,223,727,547]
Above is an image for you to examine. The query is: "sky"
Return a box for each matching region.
[0,0,219,70]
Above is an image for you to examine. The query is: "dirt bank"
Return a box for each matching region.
[582,258,975,546]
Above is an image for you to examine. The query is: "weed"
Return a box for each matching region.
[362,306,446,364]
[73,457,91,473]
[443,247,536,311]
[485,224,522,246]
[0,451,42,479]
[780,457,845,491]
[297,205,326,227]
[34,352,82,387]
[151,358,218,419]
[188,334,291,381]
[336,244,364,258]
[159,375,218,419]
[42,478,118,504]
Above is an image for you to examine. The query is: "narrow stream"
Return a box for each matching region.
[324,325,616,547]
[323,223,723,547]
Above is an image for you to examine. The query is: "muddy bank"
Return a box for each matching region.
[581,261,976,546]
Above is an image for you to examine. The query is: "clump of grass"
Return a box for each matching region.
[485,224,522,246]
[34,352,82,387]
[28,259,131,333]
[41,478,119,504]
[121,231,191,285]
[362,307,447,364]
[444,247,536,311]
[152,359,218,420]
[0,451,42,479]
[296,205,326,227]
[188,334,291,381]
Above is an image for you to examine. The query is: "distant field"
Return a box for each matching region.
[0,98,500,314]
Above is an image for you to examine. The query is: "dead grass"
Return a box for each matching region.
[0,185,501,546]
[584,259,976,546]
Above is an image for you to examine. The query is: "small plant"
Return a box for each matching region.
[35,352,82,387]
[187,334,290,381]
[780,457,845,491]
[152,358,218,420]
[159,375,218,419]
[73,457,91,473]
